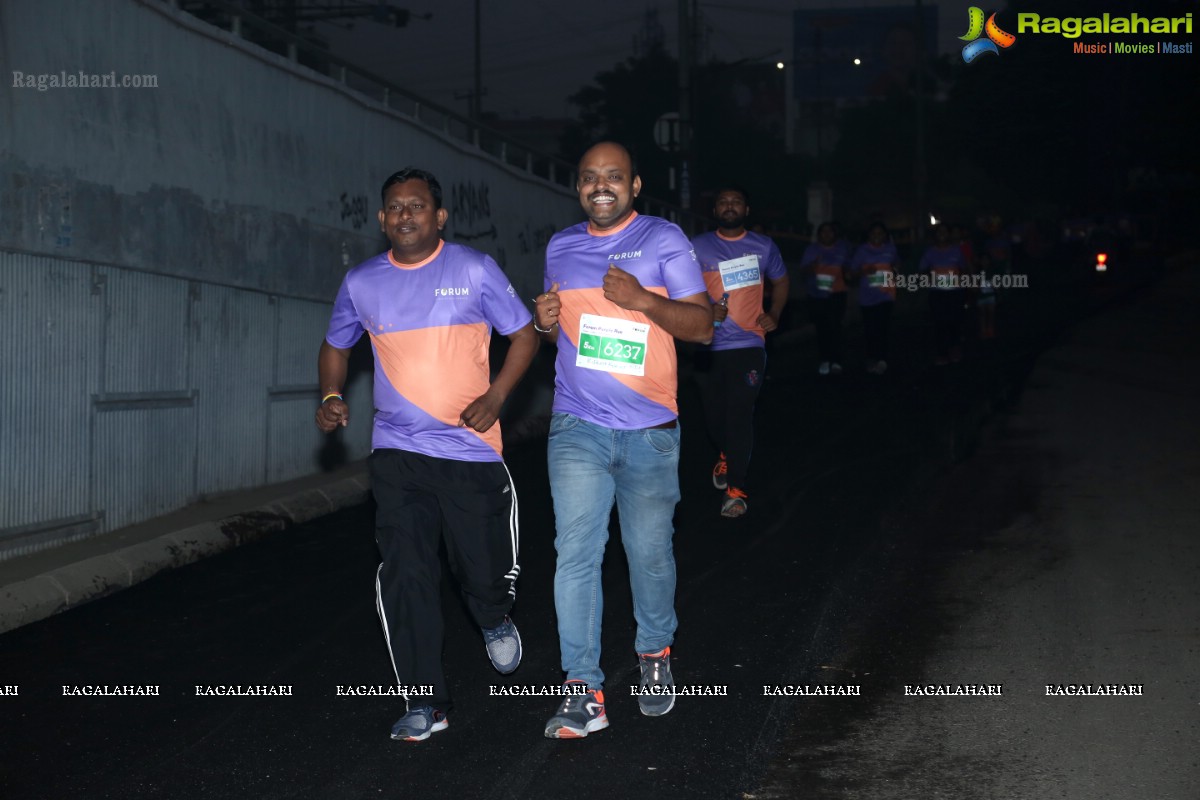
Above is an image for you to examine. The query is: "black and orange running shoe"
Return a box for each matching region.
[390,705,448,742]
[636,646,675,716]
[712,453,729,490]
[544,682,608,739]
[721,487,748,518]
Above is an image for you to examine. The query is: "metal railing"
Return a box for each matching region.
[162,0,695,227]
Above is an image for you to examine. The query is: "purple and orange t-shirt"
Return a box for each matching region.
[800,242,851,297]
[692,230,787,352]
[850,242,901,306]
[545,212,705,429]
[919,245,968,290]
[325,240,531,462]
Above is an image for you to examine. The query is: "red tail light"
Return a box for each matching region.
[1095,252,1108,272]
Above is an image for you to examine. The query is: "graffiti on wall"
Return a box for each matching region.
[494,219,558,272]
[339,192,369,230]
[449,181,497,241]
[430,178,565,272]
[517,221,558,256]
[451,181,490,224]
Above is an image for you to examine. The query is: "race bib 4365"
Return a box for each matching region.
[718,255,761,293]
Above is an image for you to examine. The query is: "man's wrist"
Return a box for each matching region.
[632,289,658,315]
[533,320,557,334]
[321,392,343,404]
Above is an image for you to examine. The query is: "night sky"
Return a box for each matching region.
[310,0,966,120]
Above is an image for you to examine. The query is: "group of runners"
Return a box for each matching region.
[800,218,1013,373]
[314,140,1009,744]
[317,142,767,743]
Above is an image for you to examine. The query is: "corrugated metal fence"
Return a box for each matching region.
[0,250,372,558]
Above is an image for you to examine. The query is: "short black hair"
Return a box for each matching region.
[713,184,750,205]
[380,167,443,209]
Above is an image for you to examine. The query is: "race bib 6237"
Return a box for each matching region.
[576,313,650,376]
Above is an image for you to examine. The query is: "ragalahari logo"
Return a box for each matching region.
[960,7,1017,62]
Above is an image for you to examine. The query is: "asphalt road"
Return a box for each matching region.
[2,253,1182,799]
[753,262,1199,800]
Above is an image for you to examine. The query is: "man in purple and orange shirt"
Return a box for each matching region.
[316,168,537,742]
[533,142,711,738]
[692,185,789,519]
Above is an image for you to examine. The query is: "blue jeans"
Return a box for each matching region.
[548,412,681,689]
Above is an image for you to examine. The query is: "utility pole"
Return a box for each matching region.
[913,0,927,243]
[814,27,823,162]
[678,0,693,211]
[472,0,482,121]
[457,0,484,121]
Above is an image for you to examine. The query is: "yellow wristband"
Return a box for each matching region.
[322,392,343,404]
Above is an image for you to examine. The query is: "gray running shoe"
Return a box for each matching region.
[390,705,448,742]
[544,682,608,739]
[637,647,676,716]
[482,615,522,674]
